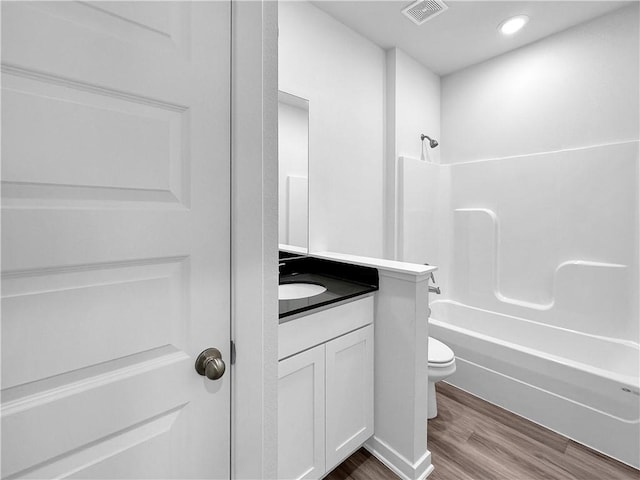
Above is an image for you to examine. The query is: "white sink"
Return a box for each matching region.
[279,282,327,300]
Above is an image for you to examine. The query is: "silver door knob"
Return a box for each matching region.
[195,348,226,380]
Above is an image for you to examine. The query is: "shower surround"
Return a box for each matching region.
[398,139,639,467]
[397,4,639,468]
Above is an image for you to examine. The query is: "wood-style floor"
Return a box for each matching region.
[325,383,639,480]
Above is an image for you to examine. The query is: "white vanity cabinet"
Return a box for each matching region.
[278,296,374,480]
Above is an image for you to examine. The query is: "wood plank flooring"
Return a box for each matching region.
[325,383,639,480]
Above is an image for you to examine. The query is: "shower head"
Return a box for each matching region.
[421,134,439,148]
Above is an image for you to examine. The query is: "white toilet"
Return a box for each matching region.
[427,337,456,419]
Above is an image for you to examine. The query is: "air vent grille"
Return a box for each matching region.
[402,0,448,26]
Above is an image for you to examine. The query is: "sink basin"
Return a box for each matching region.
[279,282,327,300]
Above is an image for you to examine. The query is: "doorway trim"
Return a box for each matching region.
[231,1,279,478]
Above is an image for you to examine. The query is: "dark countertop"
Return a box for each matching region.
[279,257,379,321]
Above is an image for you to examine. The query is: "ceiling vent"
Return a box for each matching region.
[401,0,448,26]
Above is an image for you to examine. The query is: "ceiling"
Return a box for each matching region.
[310,1,633,75]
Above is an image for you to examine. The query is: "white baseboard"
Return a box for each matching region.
[364,436,433,480]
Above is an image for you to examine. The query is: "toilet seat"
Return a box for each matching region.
[428,337,454,365]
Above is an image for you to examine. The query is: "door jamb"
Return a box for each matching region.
[230,1,279,478]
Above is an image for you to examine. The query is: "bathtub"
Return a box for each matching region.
[429,299,640,468]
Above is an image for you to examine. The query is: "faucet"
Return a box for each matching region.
[424,263,441,295]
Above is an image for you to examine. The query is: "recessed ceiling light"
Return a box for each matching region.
[499,15,529,35]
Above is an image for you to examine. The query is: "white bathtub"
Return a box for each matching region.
[429,299,640,468]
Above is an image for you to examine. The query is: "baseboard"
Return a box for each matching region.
[364,436,433,480]
[449,357,640,469]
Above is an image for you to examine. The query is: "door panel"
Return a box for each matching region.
[1,2,231,479]
[2,259,187,389]
[1,71,187,203]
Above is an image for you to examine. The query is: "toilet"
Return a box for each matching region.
[427,337,456,419]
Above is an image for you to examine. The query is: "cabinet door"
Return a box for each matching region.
[278,345,325,480]
[325,325,374,471]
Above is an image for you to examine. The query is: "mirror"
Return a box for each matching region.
[278,91,309,255]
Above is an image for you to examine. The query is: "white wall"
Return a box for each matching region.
[439,4,639,343]
[394,50,441,164]
[385,49,442,265]
[442,4,639,164]
[279,1,385,257]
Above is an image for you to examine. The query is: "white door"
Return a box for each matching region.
[1,2,231,478]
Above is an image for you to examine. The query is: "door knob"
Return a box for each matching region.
[195,348,226,380]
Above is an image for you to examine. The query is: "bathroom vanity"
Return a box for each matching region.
[278,256,378,479]
[277,90,382,478]
[276,253,438,480]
